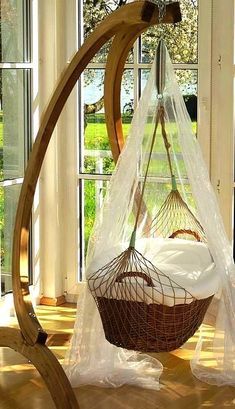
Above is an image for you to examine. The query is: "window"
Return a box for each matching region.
[78,0,200,278]
[0,0,32,296]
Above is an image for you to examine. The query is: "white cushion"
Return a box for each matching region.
[88,238,219,307]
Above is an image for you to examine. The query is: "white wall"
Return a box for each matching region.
[33,0,79,301]
[210,0,234,240]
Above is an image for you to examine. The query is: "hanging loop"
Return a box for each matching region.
[158,0,167,23]
[156,39,166,97]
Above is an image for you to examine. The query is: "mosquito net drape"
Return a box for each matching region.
[63,50,165,391]
[64,42,235,389]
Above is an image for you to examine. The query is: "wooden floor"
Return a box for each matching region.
[0,304,234,409]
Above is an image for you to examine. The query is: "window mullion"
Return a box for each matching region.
[133,38,139,108]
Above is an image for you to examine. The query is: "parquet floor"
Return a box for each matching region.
[0,304,234,409]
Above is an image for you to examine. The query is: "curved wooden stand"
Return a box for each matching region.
[0,327,78,408]
[0,2,181,408]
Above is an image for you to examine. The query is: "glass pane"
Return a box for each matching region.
[140,68,197,124]
[84,1,133,63]
[90,41,111,64]
[0,184,21,296]
[84,179,108,254]
[139,68,197,181]
[0,0,28,62]
[175,69,197,125]
[140,69,150,95]
[83,68,110,174]
[121,69,134,136]
[0,69,29,181]
[141,0,198,64]
[83,0,128,38]
[90,42,134,64]
[126,48,134,64]
[82,68,134,175]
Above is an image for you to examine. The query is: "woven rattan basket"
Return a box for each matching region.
[89,248,214,352]
[96,293,213,352]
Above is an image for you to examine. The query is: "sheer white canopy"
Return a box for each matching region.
[64,41,235,389]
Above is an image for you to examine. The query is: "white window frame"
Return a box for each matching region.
[33,0,79,304]
[0,0,33,299]
[77,0,213,280]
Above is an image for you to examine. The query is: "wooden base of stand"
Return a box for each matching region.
[0,327,78,409]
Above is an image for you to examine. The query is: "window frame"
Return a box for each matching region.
[77,0,211,279]
[0,0,33,297]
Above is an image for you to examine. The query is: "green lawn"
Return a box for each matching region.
[85,122,131,149]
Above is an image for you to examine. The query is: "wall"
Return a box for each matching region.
[33,0,79,303]
[210,0,234,240]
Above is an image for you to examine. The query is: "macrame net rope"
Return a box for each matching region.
[144,102,206,242]
[88,245,213,352]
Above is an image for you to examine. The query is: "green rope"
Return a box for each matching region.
[129,106,160,248]
[129,103,177,248]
